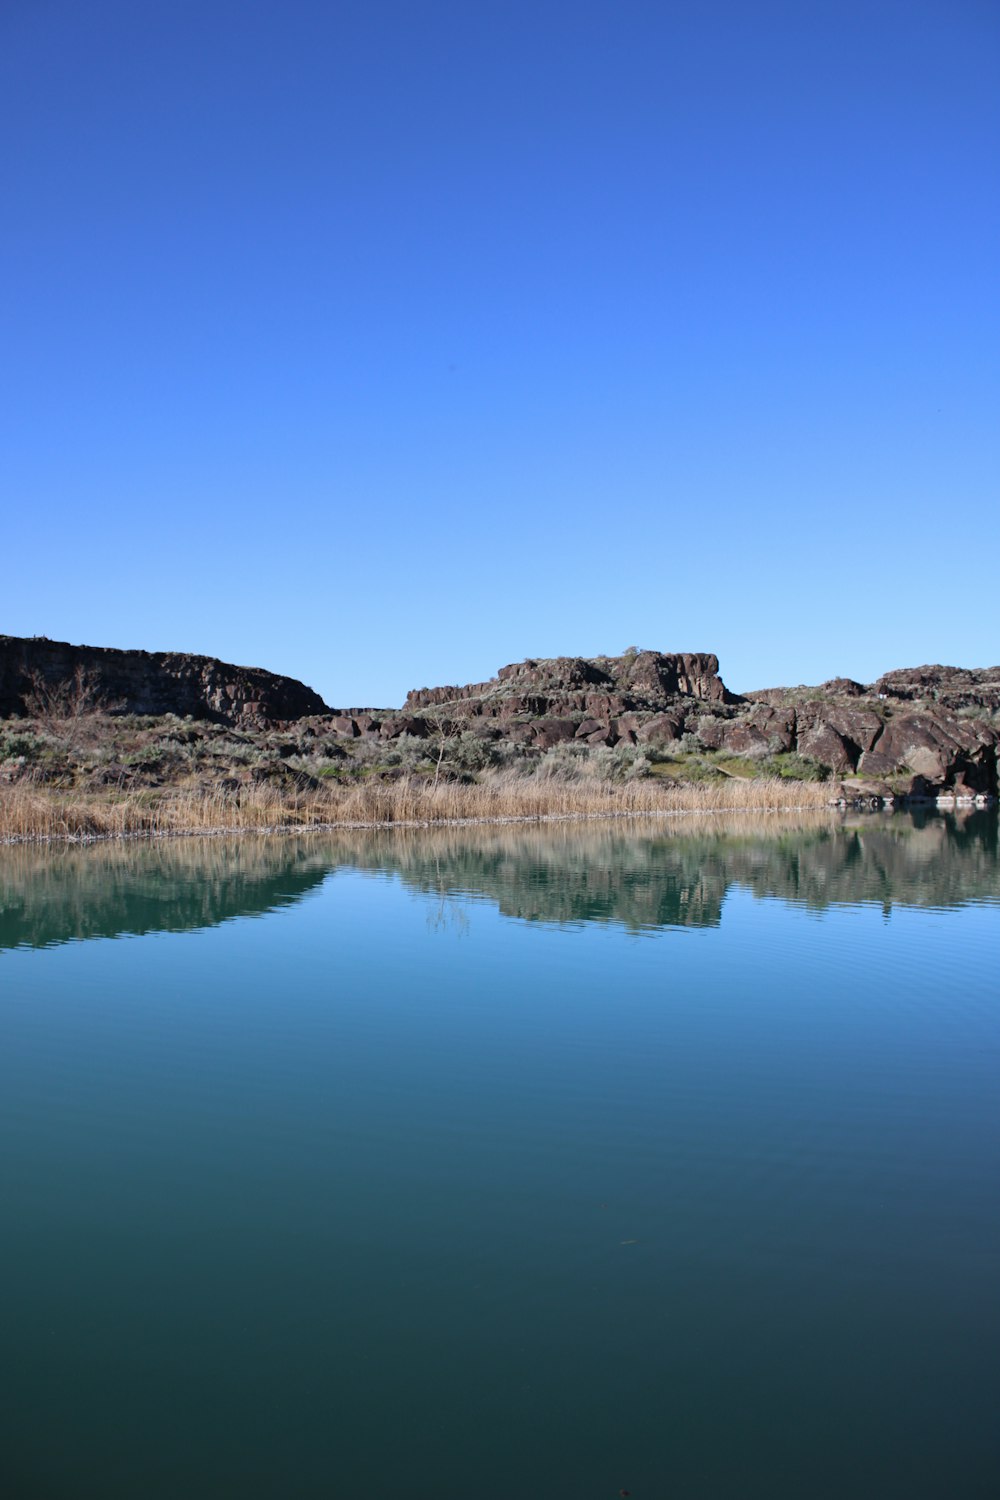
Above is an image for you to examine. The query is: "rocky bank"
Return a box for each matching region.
[316,649,999,800]
[1,637,997,799]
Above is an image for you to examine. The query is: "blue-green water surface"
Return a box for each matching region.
[1,810,998,1499]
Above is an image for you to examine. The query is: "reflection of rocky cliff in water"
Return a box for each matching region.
[712,807,999,918]
[316,808,1000,931]
[1,810,996,951]
[0,837,331,951]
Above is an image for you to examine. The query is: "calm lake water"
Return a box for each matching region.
[1,810,998,1500]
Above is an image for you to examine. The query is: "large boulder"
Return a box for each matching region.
[796,721,856,773]
[719,705,796,757]
[635,713,684,746]
[795,702,884,771]
[532,717,578,749]
[378,715,430,740]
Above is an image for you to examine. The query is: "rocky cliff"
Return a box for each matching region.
[741,665,999,796]
[2,636,997,799]
[0,635,329,727]
[315,652,998,797]
[393,650,737,747]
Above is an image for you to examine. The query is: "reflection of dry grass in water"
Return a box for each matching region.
[0,810,846,904]
[1,771,834,843]
[320,807,846,867]
[0,831,330,892]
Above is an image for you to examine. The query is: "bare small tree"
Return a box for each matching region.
[424,711,457,787]
[22,666,120,748]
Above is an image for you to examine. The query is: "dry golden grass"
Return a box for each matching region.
[0,769,834,843]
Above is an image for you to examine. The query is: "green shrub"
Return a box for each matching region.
[0,730,47,762]
[764,752,830,782]
[122,743,168,767]
[648,753,721,783]
[532,741,652,784]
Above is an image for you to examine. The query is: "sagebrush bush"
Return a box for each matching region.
[531,742,651,784]
[446,731,528,773]
[0,731,48,762]
[763,752,830,782]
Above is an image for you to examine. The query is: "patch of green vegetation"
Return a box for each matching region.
[122,744,167,768]
[714,755,766,779]
[0,730,47,761]
[648,747,830,784]
[648,752,723,783]
[763,752,831,782]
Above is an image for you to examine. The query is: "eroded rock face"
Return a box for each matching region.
[0,635,329,727]
[404,650,736,719]
[872,665,1000,710]
[390,650,998,794]
[795,702,883,771]
[741,668,999,795]
[858,711,996,793]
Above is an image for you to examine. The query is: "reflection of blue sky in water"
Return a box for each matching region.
[1,809,997,952]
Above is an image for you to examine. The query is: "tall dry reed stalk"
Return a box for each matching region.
[0,771,834,843]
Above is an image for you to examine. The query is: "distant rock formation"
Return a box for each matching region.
[0,635,329,727]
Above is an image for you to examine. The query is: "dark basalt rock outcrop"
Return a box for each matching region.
[295,652,736,753]
[871,664,1000,710]
[856,710,996,795]
[306,651,996,798]
[307,652,998,799]
[405,650,734,715]
[742,666,999,798]
[2,635,997,801]
[0,634,329,728]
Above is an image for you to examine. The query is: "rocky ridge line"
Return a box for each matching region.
[319,652,998,798]
[1,637,997,799]
[0,634,328,727]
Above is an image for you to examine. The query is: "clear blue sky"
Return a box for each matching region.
[2,0,997,707]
